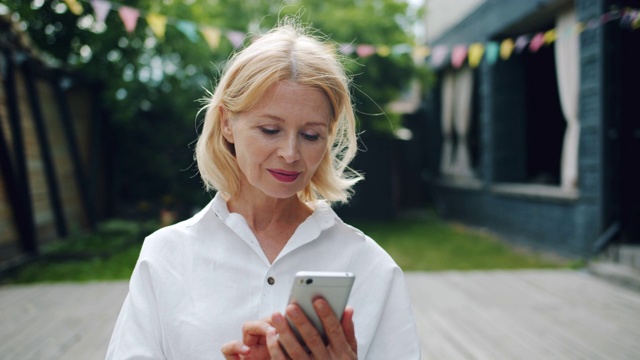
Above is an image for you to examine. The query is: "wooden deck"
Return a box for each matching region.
[1,270,639,359]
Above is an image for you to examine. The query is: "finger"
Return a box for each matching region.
[341,306,358,353]
[242,320,273,346]
[221,340,250,360]
[265,326,288,360]
[313,298,351,351]
[271,311,313,360]
[285,304,329,358]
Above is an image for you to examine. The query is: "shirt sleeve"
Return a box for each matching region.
[352,258,420,360]
[106,256,165,359]
[360,266,422,360]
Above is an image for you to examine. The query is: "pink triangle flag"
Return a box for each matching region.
[91,0,111,23]
[356,45,376,58]
[451,45,468,68]
[118,6,140,34]
[529,32,545,52]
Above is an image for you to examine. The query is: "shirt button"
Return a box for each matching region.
[267,277,275,285]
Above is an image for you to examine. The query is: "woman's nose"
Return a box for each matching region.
[278,135,301,162]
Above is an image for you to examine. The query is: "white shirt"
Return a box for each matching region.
[107,193,420,359]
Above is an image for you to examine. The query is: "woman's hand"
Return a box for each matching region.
[221,298,357,359]
[221,319,274,360]
[267,298,357,359]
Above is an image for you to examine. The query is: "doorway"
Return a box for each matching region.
[604,0,640,244]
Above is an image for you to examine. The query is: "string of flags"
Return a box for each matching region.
[61,0,639,69]
[429,7,640,69]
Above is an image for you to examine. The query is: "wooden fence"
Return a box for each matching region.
[0,17,107,267]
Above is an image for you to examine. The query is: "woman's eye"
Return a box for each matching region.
[301,133,320,141]
[260,128,279,135]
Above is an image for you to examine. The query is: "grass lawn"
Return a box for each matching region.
[1,210,578,284]
[353,211,579,271]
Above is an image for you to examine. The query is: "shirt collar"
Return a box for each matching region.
[207,191,337,230]
[203,192,338,260]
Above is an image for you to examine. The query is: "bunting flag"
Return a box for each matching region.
[64,0,84,16]
[485,41,499,64]
[376,45,391,57]
[467,43,485,68]
[392,44,412,56]
[356,45,376,58]
[146,13,167,40]
[451,45,468,68]
[47,1,640,66]
[543,29,557,44]
[412,46,430,62]
[500,38,515,60]
[430,45,448,68]
[118,6,139,34]
[90,0,110,23]
[175,20,200,43]
[200,26,222,49]
[514,35,529,53]
[339,43,355,55]
[529,32,545,52]
[226,31,245,49]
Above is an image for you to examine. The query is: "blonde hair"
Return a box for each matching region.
[195,22,362,204]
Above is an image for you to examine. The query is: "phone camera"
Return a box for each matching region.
[305,278,313,285]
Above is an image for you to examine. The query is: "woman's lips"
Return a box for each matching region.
[268,169,301,183]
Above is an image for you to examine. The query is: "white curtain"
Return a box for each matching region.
[440,71,455,176]
[452,67,474,178]
[555,8,580,190]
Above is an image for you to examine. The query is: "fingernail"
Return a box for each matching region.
[241,345,250,353]
[289,305,301,318]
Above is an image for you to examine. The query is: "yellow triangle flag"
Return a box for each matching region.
[64,0,84,15]
[500,38,515,60]
[543,29,557,45]
[146,13,167,40]
[412,45,430,61]
[468,43,485,68]
[376,45,391,57]
[201,26,222,49]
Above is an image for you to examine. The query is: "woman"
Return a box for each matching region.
[106,21,420,360]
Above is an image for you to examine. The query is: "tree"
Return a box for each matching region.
[1,0,427,213]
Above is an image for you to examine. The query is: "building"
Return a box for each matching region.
[423,0,639,256]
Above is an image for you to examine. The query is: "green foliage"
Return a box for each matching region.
[1,0,430,208]
[1,219,158,284]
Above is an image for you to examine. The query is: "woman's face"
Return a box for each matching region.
[222,81,332,200]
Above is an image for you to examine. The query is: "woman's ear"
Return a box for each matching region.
[220,106,234,143]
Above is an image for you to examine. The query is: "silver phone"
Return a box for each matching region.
[286,271,355,344]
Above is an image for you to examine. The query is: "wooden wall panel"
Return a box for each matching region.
[14,69,57,244]
[36,78,85,232]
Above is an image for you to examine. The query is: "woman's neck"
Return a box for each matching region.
[227,191,313,263]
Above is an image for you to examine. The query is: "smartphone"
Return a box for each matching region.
[286,271,355,344]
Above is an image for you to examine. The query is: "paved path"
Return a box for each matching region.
[1,270,640,359]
